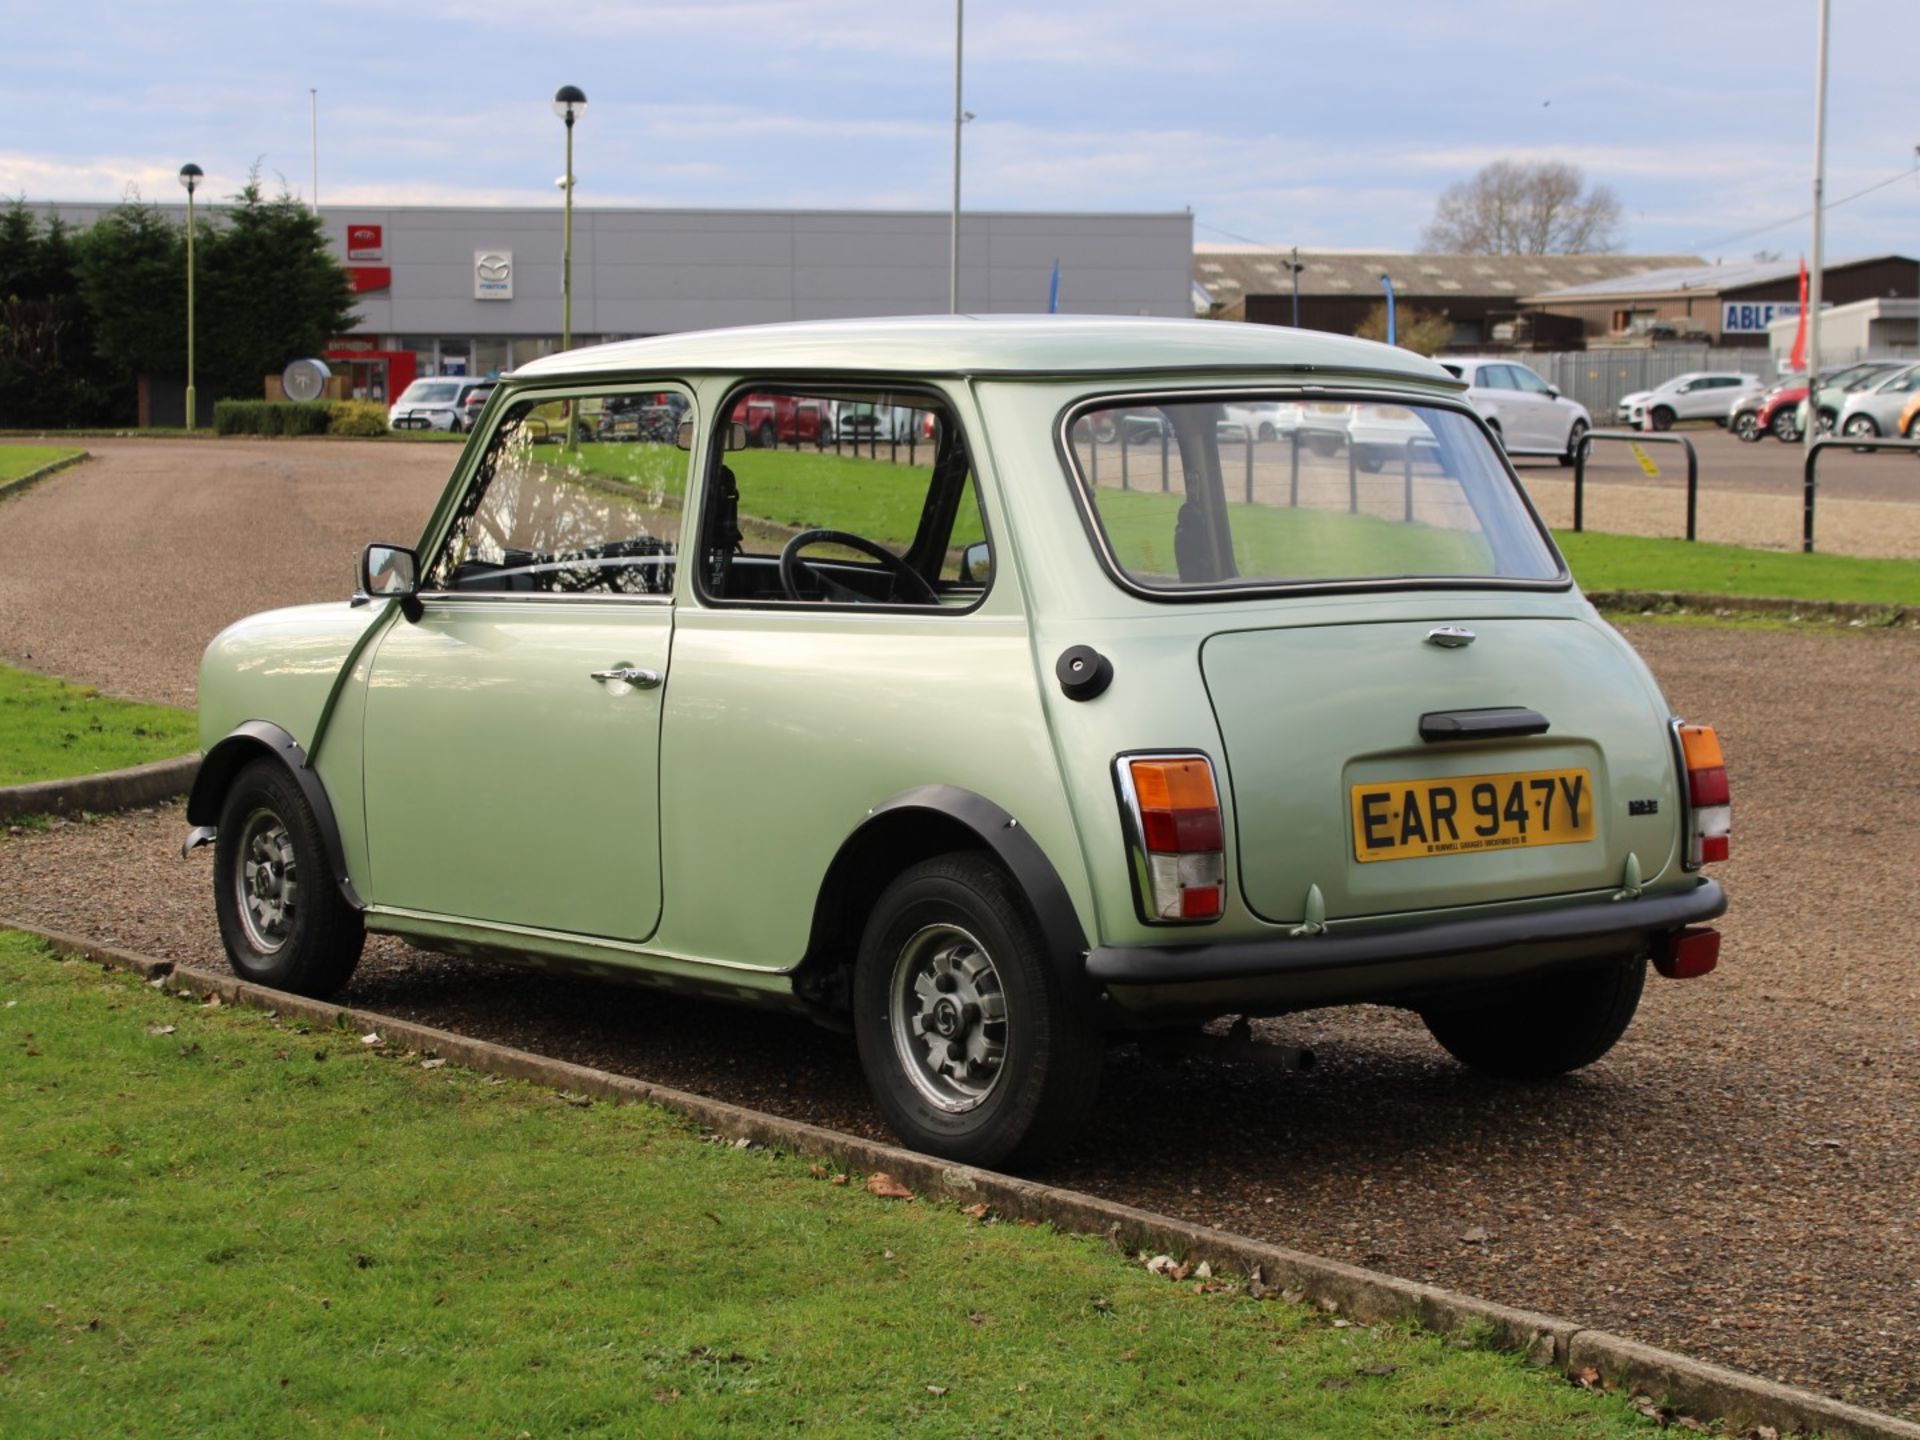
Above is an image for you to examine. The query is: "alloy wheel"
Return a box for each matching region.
[889,924,1008,1113]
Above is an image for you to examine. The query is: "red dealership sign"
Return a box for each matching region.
[347,224,384,260]
[347,266,391,294]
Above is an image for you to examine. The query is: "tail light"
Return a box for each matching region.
[1676,722,1730,868]
[1116,754,1225,922]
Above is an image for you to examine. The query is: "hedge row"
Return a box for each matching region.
[211,399,391,438]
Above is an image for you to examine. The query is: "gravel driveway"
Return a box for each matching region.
[0,437,451,706]
[3,439,1918,1418]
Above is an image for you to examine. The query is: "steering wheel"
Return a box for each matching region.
[778,529,938,605]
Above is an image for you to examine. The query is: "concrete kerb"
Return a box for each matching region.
[0,753,199,823]
[0,449,89,502]
[8,916,1918,1440]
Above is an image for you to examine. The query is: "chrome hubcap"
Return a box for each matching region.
[234,808,297,953]
[889,924,1008,1113]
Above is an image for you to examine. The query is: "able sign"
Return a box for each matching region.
[1721,301,1798,334]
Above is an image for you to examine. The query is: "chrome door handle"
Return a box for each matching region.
[589,666,662,688]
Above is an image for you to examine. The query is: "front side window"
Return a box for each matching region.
[698,387,988,609]
[1508,366,1553,395]
[424,388,690,596]
[1064,394,1560,595]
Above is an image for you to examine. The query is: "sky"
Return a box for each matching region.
[2,0,1916,263]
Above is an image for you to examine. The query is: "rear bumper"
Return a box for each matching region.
[1088,879,1725,992]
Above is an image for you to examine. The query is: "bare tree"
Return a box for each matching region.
[1421,160,1623,255]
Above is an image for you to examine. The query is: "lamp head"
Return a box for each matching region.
[552,85,588,125]
[178,163,204,195]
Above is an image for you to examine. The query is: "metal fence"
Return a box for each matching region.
[1521,346,1889,419]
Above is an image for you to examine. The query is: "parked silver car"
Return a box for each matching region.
[1438,358,1591,464]
[1834,363,1920,442]
[1616,372,1763,431]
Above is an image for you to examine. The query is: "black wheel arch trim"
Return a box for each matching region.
[805,784,1092,991]
[1087,879,1725,987]
[185,720,364,911]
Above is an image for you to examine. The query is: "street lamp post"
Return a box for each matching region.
[178,164,203,430]
[1285,246,1304,328]
[552,86,588,351]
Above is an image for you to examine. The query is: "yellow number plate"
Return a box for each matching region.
[1350,768,1595,864]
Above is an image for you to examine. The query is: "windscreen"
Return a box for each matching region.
[1064,396,1559,593]
[404,382,463,404]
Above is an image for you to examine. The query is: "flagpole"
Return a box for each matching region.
[948,0,963,315]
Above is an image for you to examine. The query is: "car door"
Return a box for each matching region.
[1502,364,1560,450]
[360,384,689,941]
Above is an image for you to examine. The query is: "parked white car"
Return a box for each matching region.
[1437,358,1591,465]
[1833,363,1920,441]
[1215,402,1303,442]
[1615,372,1763,431]
[388,378,490,433]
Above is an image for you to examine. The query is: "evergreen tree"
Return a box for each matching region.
[199,178,355,401]
[0,201,122,426]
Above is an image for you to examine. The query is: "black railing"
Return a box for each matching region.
[1803,435,1920,553]
[1572,431,1700,540]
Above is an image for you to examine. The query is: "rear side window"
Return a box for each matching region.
[1063,395,1560,595]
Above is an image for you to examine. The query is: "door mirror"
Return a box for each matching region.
[360,543,418,598]
[1544,385,1560,400]
[958,540,993,585]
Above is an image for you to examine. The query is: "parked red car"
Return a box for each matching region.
[1731,380,1807,443]
[732,393,834,447]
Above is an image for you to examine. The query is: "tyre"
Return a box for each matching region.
[1770,408,1800,442]
[1843,414,1879,452]
[1649,405,1675,432]
[818,419,834,445]
[1559,418,1589,467]
[1421,957,1645,1080]
[755,421,777,449]
[853,854,1102,1168]
[1256,422,1276,442]
[213,759,365,997]
[1732,411,1762,442]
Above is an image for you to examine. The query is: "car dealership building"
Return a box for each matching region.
[29,201,1194,405]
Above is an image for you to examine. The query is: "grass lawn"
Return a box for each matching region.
[566,441,987,554]
[1552,530,1920,607]
[0,663,198,786]
[0,931,1665,1439]
[0,446,82,486]
[1094,489,1493,582]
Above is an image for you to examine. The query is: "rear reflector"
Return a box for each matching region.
[1677,723,1731,869]
[1120,755,1226,923]
[1654,926,1720,979]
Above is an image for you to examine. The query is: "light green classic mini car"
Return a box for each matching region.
[185,316,1730,1166]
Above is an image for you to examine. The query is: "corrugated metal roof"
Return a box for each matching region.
[1192,248,1702,310]
[1526,253,1918,302]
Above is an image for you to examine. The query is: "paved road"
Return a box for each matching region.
[1546,423,1920,505]
[3,435,1918,1417]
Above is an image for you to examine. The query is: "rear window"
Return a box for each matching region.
[1063,394,1560,595]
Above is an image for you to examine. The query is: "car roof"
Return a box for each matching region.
[511,314,1464,388]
